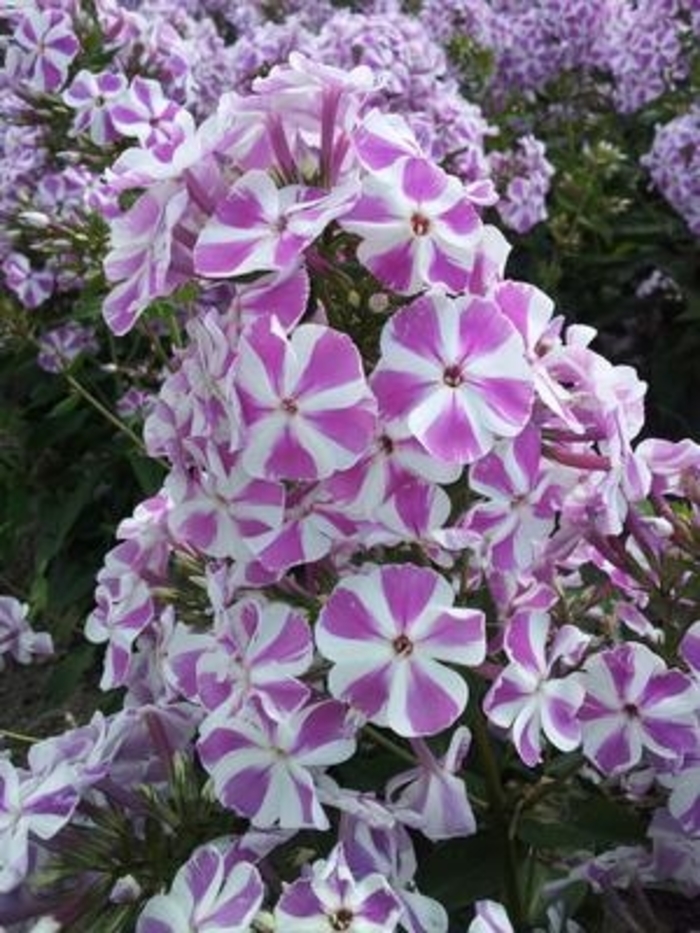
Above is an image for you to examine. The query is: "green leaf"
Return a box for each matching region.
[418,831,503,909]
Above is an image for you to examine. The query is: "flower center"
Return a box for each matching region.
[623,703,639,719]
[443,364,464,387]
[329,908,354,931]
[281,396,298,414]
[393,634,414,657]
[379,434,394,456]
[410,212,431,236]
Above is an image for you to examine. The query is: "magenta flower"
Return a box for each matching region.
[483,611,586,766]
[195,171,357,279]
[136,843,263,933]
[341,156,482,294]
[579,643,699,776]
[6,9,79,94]
[197,699,356,829]
[463,426,560,572]
[166,459,285,561]
[373,292,533,464]
[109,76,193,150]
[316,564,485,737]
[274,844,402,933]
[234,318,376,482]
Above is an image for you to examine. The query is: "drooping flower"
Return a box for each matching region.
[316,564,485,736]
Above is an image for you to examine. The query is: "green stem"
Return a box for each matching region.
[362,724,417,767]
[470,709,525,928]
[1,727,40,744]
[64,373,146,453]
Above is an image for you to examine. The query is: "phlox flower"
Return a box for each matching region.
[5,9,79,94]
[197,698,356,829]
[192,597,313,718]
[194,170,358,279]
[341,155,482,294]
[103,181,190,336]
[274,843,402,933]
[234,318,376,482]
[109,76,194,150]
[0,760,79,894]
[340,816,448,933]
[2,253,54,310]
[166,455,285,561]
[579,642,699,776]
[483,611,586,766]
[316,564,485,737]
[464,426,560,572]
[386,727,477,840]
[0,597,52,670]
[62,70,128,145]
[372,291,533,465]
[136,843,264,933]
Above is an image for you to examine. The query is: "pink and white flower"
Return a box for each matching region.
[579,642,699,776]
[136,843,264,933]
[274,843,402,933]
[5,9,79,94]
[316,564,485,736]
[197,698,356,829]
[373,292,533,464]
[234,318,376,482]
[483,611,586,766]
[341,156,482,294]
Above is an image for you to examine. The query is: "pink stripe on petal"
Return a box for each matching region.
[381,565,438,631]
[401,158,447,203]
[399,658,466,736]
[363,239,416,293]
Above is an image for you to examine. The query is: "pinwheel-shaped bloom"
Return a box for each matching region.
[316,564,486,736]
[0,597,52,670]
[483,611,586,766]
[63,70,128,145]
[109,77,194,150]
[465,426,560,572]
[195,597,313,718]
[136,843,263,933]
[194,171,358,279]
[373,292,533,465]
[235,318,376,481]
[197,699,356,829]
[341,156,482,294]
[274,844,402,933]
[5,10,79,94]
[579,642,699,776]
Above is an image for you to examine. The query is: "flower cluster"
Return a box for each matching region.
[0,7,699,933]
